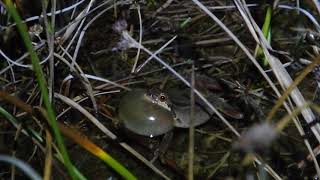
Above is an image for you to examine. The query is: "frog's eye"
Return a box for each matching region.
[159,94,167,102]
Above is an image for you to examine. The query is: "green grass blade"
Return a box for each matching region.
[262,6,272,38]
[4,1,77,179]
[255,6,273,66]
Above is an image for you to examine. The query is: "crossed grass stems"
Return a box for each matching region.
[2,0,320,179]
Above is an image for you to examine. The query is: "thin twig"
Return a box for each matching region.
[311,0,320,15]
[4,0,86,28]
[131,4,142,73]
[54,52,98,113]
[56,90,120,119]
[69,0,97,68]
[66,3,119,104]
[136,36,177,73]
[153,0,174,17]
[188,63,195,180]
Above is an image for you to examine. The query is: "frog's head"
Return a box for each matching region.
[144,88,172,112]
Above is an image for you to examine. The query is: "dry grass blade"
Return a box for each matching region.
[70,0,113,68]
[56,90,120,119]
[267,58,320,121]
[131,4,142,73]
[311,0,320,15]
[60,0,96,44]
[275,102,320,177]
[54,93,117,139]
[43,130,53,180]
[207,152,230,179]
[41,0,55,101]
[0,155,42,180]
[136,35,177,73]
[188,63,195,180]
[83,74,130,91]
[278,5,320,31]
[153,0,174,16]
[54,52,98,112]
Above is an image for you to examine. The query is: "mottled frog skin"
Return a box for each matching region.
[168,88,211,128]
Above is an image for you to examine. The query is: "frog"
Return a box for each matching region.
[118,85,245,133]
[117,87,243,162]
[117,88,175,137]
[117,87,212,162]
[117,88,212,138]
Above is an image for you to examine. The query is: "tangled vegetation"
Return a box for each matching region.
[1,0,320,179]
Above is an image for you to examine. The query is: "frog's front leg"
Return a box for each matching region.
[151,131,174,163]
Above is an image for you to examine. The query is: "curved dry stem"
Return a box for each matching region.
[56,90,120,119]
[131,4,142,73]
[54,52,98,113]
[136,36,177,73]
[69,0,114,68]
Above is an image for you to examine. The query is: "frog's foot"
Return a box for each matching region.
[150,131,173,163]
[112,118,121,129]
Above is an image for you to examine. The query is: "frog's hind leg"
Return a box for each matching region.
[150,131,173,163]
